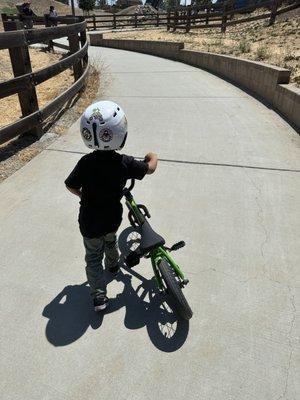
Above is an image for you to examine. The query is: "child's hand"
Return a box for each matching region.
[144,152,158,175]
[144,152,156,162]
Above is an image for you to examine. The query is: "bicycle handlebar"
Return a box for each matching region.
[123,156,149,194]
[123,178,135,194]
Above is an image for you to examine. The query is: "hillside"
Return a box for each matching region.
[117,4,164,15]
[0,0,80,15]
[105,11,300,86]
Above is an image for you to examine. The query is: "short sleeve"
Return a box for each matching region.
[123,155,148,180]
[65,161,83,189]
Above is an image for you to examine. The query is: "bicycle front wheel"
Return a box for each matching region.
[158,258,193,320]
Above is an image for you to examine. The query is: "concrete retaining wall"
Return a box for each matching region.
[89,34,184,61]
[89,34,300,131]
[273,84,300,130]
[179,50,290,106]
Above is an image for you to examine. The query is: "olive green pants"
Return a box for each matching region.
[83,232,119,299]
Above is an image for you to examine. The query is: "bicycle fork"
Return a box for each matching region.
[150,247,188,290]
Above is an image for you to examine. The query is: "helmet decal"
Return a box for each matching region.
[99,128,113,143]
[82,128,92,141]
[89,108,103,122]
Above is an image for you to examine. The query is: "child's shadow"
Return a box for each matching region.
[42,281,103,347]
[43,227,190,352]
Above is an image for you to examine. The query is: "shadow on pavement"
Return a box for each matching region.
[42,227,189,352]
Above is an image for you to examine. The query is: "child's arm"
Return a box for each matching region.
[144,152,158,175]
[65,159,83,197]
[66,186,82,198]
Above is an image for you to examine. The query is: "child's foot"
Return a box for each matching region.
[109,264,120,275]
[93,295,109,311]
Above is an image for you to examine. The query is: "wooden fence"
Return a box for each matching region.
[0,16,89,145]
[167,0,300,33]
[84,12,168,31]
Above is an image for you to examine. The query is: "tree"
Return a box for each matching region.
[78,0,96,14]
[96,0,107,7]
[163,0,180,9]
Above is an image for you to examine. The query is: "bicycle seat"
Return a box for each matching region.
[139,220,165,253]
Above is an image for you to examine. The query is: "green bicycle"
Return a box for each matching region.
[123,179,193,321]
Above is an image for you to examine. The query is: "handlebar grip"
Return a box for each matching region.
[127,178,135,192]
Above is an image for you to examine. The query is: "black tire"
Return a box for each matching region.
[158,259,193,320]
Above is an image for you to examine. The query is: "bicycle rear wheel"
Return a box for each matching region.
[158,258,193,320]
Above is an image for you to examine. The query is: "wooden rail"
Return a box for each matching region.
[0,16,89,145]
[84,12,168,31]
[168,0,300,33]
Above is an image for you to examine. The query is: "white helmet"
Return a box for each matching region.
[80,101,127,151]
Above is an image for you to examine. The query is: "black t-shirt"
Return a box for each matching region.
[65,151,148,238]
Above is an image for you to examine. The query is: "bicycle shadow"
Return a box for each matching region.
[118,226,190,352]
[42,227,190,352]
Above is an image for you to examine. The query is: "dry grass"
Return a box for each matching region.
[0,48,74,128]
[104,13,300,86]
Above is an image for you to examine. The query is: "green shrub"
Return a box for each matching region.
[238,40,251,54]
[256,45,269,60]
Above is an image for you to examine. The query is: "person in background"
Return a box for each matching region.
[21,1,34,16]
[49,5,58,26]
[20,1,35,28]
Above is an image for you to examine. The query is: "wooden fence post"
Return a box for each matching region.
[78,16,88,67]
[206,4,211,26]
[186,7,191,33]
[113,13,116,29]
[93,14,96,30]
[269,0,279,26]
[1,13,8,23]
[156,12,159,27]
[44,14,54,52]
[66,18,83,81]
[192,7,197,26]
[221,1,228,33]
[134,13,137,28]
[229,0,235,20]
[167,10,170,31]
[3,20,42,138]
[173,10,178,32]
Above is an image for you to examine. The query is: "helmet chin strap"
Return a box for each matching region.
[119,132,127,149]
[92,123,99,148]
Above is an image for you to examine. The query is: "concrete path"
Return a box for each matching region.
[0,46,299,400]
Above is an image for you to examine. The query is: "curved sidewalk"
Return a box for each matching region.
[0,47,299,400]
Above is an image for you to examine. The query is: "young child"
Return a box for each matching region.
[65,101,158,311]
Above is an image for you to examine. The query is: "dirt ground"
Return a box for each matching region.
[105,10,300,86]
